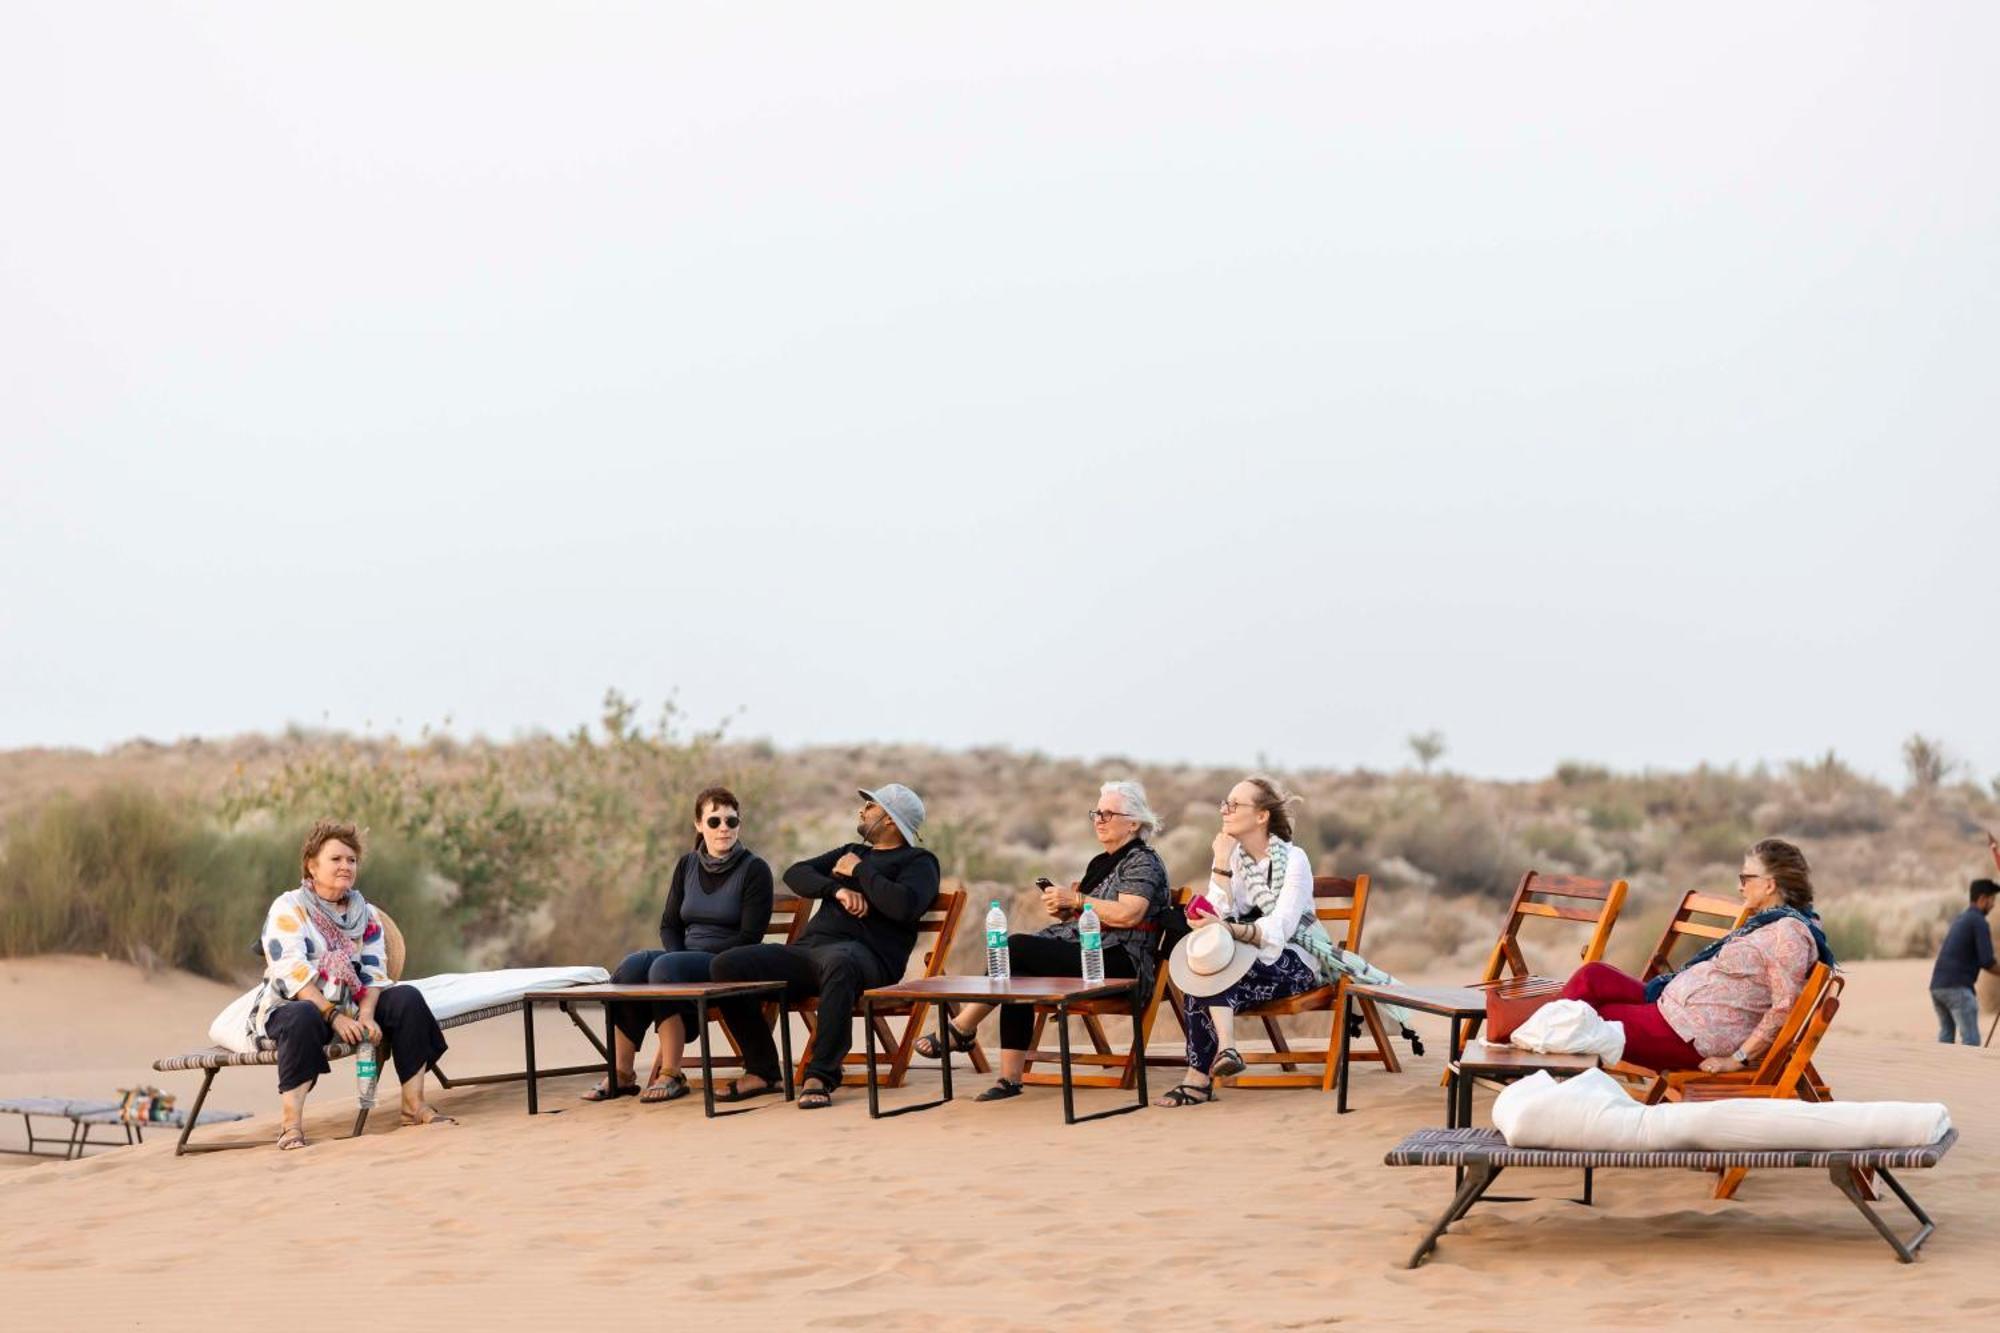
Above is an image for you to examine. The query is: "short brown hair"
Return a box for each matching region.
[301,819,363,878]
[1749,837,1814,912]
[1241,776,1301,843]
[692,786,741,823]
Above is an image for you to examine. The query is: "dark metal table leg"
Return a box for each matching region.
[1456,1063,1473,1128]
[524,1002,540,1115]
[1132,984,1149,1110]
[699,995,717,1118]
[777,993,796,1101]
[864,992,958,1118]
[1058,1003,1076,1125]
[1064,986,1150,1123]
[603,1000,617,1094]
[865,996,881,1119]
[939,998,954,1103]
[1335,989,1354,1114]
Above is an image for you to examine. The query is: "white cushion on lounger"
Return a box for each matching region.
[399,966,609,1021]
[1491,1068,1951,1152]
[206,965,611,1053]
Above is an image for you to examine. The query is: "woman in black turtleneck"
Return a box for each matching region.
[584,785,774,1104]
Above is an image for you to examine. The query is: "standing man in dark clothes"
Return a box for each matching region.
[1927,834,2000,1045]
[710,784,940,1109]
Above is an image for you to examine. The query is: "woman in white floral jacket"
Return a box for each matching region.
[254,820,452,1149]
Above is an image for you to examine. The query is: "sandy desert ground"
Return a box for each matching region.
[1,954,1996,1330]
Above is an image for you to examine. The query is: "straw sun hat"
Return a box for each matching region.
[1168,921,1258,997]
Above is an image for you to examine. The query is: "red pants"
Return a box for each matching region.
[1560,963,1703,1070]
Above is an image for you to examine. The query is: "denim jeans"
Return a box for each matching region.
[1930,986,1981,1046]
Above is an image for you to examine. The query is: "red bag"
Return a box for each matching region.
[1483,978,1564,1042]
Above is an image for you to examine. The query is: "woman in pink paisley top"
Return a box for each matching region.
[1561,839,1831,1072]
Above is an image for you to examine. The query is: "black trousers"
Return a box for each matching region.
[709,941,889,1089]
[997,932,1139,1051]
[607,948,719,1047]
[265,984,449,1094]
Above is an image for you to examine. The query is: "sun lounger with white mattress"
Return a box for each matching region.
[1387,1067,1956,1265]
[153,966,610,1155]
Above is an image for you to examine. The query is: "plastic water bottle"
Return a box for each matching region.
[1079,903,1105,985]
[985,900,1010,980]
[355,1040,381,1111]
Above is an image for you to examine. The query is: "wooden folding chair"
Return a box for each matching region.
[1619,887,1829,1101]
[1475,871,1628,994]
[1350,871,1626,1095]
[1640,889,1752,982]
[1222,875,1401,1090]
[794,884,990,1088]
[1611,961,1844,1199]
[1019,887,1192,1090]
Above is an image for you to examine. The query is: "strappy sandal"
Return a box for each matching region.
[974,1078,1024,1102]
[1208,1047,1246,1079]
[399,1107,458,1127]
[276,1124,308,1151]
[715,1078,780,1104]
[1156,1083,1216,1108]
[581,1075,640,1102]
[914,1017,979,1060]
[640,1072,690,1104]
[797,1078,834,1110]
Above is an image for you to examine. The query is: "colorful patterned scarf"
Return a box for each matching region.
[291,881,372,1005]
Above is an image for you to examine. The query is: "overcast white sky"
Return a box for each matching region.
[2,3,1995,783]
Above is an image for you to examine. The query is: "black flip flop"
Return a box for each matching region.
[797,1079,835,1110]
[715,1078,781,1104]
[581,1077,640,1102]
[974,1078,1024,1103]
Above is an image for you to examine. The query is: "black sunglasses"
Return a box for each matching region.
[705,814,741,830]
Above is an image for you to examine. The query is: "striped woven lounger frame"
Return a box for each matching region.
[152,998,608,1155]
[1386,1125,1958,1267]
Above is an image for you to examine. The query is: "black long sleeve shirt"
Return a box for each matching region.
[786,842,941,978]
[658,853,775,953]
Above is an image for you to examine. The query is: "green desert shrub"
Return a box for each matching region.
[1820,908,1880,962]
[0,789,455,981]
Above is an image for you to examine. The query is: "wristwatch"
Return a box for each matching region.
[1730,1046,1749,1064]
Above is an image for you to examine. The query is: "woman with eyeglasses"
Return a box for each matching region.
[586,785,775,1103]
[1560,838,1834,1072]
[1156,776,1334,1108]
[915,780,1171,1101]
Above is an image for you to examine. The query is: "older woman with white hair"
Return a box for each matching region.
[915,780,1172,1101]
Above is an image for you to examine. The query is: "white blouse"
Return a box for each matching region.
[1200,838,1316,967]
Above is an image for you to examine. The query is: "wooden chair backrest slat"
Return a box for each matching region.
[1310,874,1371,954]
[767,896,812,946]
[911,884,966,980]
[1514,901,1617,926]
[1641,889,1753,982]
[1480,870,1628,982]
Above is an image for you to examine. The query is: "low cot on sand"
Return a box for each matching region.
[1,1097,252,1161]
[1385,1125,1956,1266]
[152,966,609,1155]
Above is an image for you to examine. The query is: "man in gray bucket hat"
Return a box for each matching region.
[709,783,940,1110]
